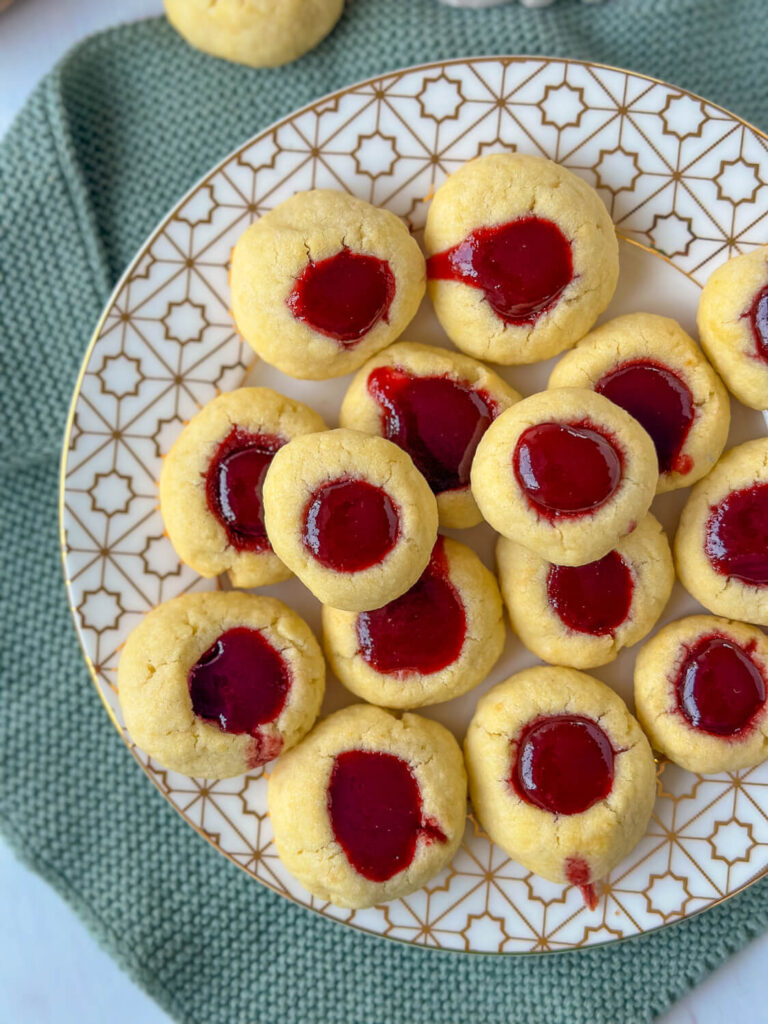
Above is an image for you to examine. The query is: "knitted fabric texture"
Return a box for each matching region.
[1,2,767,1022]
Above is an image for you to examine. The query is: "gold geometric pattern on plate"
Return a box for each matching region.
[61,57,768,953]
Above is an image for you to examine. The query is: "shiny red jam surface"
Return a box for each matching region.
[595,359,695,476]
[676,633,766,737]
[511,714,615,815]
[367,367,498,494]
[286,248,395,344]
[205,428,284,551]
[356,538,467,675]
[427,216,573,324]
[188,627,290,736]
[705,484,768,586]
[302,477,400,573]
[513,421,623,519]
[745,283,768,364]
[547,551,634,636]
[327,750,447,882]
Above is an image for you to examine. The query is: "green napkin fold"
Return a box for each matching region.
[1,2,767,1022]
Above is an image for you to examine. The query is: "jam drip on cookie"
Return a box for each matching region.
[675,634,766,736]
[302,477,400,572]
[564,857,599,911]
[595,360,695,476]
[513,421,623,518]
[511,714,615,815]
[356,538,467,675]
[547,551,634,636]
[286,248,396,344]
[367,366,498,493]
[188,627,290,748]
[327,750,447,882]
[744,284,768,363]
[426,216,573,324]
[705,484,768,586]
[206,428,284,552]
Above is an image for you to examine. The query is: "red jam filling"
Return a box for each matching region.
[205,428,284,551]
[327,750,447,882]
[356,538,467,675]
[547,551,634,636]
[705,484,768,586]
[286,248,396,345]
[511,714,615,816]
[595,359,695,476]
[744,284,768,364]
[513,421,623,519]
[367,367,498,494]
[302,477,400,573]
[426,216,573,324]
[675,633,766,737]
[188,627,290,742]
[565,857,599,911]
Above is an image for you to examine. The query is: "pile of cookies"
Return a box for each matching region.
[118,152,768,912]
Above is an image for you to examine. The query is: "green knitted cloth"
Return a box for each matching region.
[2,2,768,1022]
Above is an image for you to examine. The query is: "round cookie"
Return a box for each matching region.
[339,341,521,528]
[231,190,425,380]
[675,439,768,625]
[159,387,326,588]
[322,536,505,708]
[470,387,658,566]
[424,153,619,365]
[635,615,768,774]
[164,0,344,69]
[262,428,438,611]
[267,704,467,908]
[497,513,674,669]
[697,245,768,410]
[548,313,730,493]
[464,667,656,906]
[118,591,325,779]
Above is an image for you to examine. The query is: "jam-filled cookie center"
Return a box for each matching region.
[511,714,615,815]
[427,216,574,325]
[706,483,768,586]
[327,750,447,882]
[513,420,623,518]
[206,428,284,551]
[744,283,768,364]
[286,248,396,345]
[367,366,498,494]
[547,551,634,636]
[302,477,400,573]
[595,359,695,476]
[356,538,467,675]
[188,626,291,738]
[676,634,766,737]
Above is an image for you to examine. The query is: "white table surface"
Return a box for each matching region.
[2,2,767,1021]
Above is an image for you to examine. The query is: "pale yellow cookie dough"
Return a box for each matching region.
[231,190,425,380]
[497,513,673,669]
[118,591,325,779]
[321,537,505,708]
[339,341,521,528]
[697,245,768,410]
[470,388,658,566]
[164,0,344,68]
[675,439,768,626]
[635,615,768,773]
[262,428,438,611]
[464,667,656,892]
[424,153,619,365]
[548,313,730,492]
[267,704,467,908]
[159,387,326,588]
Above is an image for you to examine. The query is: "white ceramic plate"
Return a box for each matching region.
[61,57,768,953]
